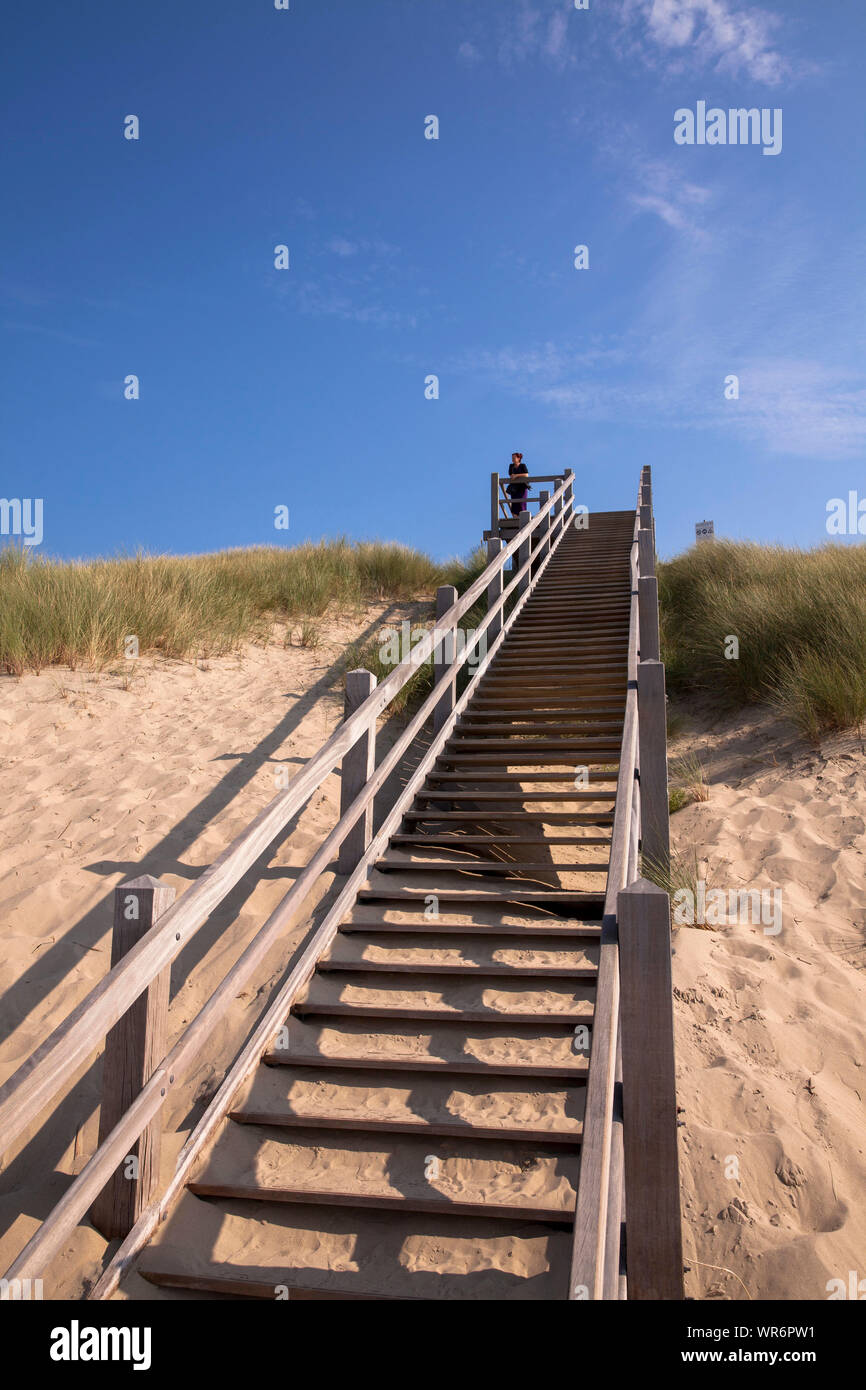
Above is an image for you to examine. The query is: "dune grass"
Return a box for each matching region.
[342,548,490,714]
[0,540,485,676]
[668,753,709,814]
[659,540,866,738]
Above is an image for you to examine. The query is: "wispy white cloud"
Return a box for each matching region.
[728,360,866,457]
[614,0,794,85]
[625,156,714,236]
[457,1,578,71]
[327,237,358,257]
[459,0,807,84]
[453,335,866,460]
[269,234,417,329]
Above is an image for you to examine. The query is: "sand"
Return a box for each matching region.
[1,626,863,1300]
[669,704,866,1301]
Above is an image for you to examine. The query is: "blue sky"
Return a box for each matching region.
[2,0,864,562]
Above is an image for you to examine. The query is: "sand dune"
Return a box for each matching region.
[670,706,866,1301]
[1,629,863,1299]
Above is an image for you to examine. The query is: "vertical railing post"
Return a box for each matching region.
[563,467,574,525]
[517,509,531,597]
[337,668,377,874]
[490,472,499,535]
[618,879,683,1300]
[639,575,660,662]
[433,584,458,732]
[638,527,655,580]
[537,490,550,562]
[486,537,504,645]
[638,658,669,878]
[91,875,175,1240]
[552,477,563,543]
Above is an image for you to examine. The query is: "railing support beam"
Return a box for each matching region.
[434,585,458,732]
[618,878,683,1300]
[638,526,655,580]
[537,490,551,561]
[337,668,377,874]
[638,658,669,877]
[517,510,531,597]
[486,537,504,644]
[91,876,175,1240]
[638,575,660,662]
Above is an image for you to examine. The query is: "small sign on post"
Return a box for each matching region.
[695,519,714,543]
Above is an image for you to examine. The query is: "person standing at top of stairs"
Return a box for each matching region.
[507,452,529,516]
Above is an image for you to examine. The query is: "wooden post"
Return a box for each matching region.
[486,537,504,645]
[564,467,574,524]
[91,876,175,1240]
[490,472,499,534]
[337,668,377,874]
[618,878,683,1300]
[434,585,458,732]
[638,658,669,878]
[638,575,660,662]
[638,527,654,580]
[552,482,563,543]
[517,509,531,597]
[639,502,651,532]
[537,490,550,561]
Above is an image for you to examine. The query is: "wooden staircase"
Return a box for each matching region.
[135,510,636,1299]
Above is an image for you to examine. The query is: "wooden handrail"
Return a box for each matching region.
[0,475,574,1164]
[571,464,678,1302]
[2,482,577,1288]
[570,498,641,1299]
[490,469,572,530]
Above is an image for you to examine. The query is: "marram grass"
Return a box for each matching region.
[659,539,866,738]
[0,540,486,676]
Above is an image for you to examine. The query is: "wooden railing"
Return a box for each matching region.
[489,470,575,533]
[569,463,683,1301]
[0,470,578,1296]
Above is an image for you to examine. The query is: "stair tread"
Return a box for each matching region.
[188,1125,578,1221]
[323,934,599,971]
[137,1193,572,1300]
[231,1064,585,1138]
[265,1018,591,1073]
[297,975,595,1019]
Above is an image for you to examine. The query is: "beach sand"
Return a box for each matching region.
[669,705,866,1301]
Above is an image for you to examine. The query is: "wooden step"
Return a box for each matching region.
[322,931,599,972]
[187,1125,579,1224]
[230,1063,586,1144]
[415,791,617,802]
[402,810,615,821]
[263,1017,591,1076]
[137,1193,572,1300]
[428,771,617,783]
[373,859,610,874]
[389,828,614,839]
[357,887,606,906]
[448,728,624,739]
[294,973,595,1022]
[339,919,602,938]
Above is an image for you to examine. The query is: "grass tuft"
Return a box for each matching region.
[659,539,866,737]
